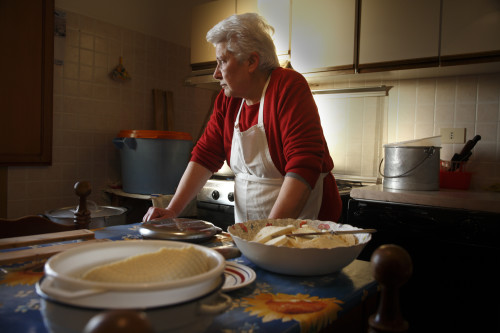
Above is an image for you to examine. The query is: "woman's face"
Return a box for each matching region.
[213,42,250,98]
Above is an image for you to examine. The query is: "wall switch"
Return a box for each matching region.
[441,128,466,144]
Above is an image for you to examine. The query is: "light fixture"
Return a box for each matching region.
[312,85,391,98]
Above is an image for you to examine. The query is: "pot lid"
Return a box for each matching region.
[139,218,221,242]
[45,204,127,219]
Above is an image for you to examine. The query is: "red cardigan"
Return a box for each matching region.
[191,67,341,221]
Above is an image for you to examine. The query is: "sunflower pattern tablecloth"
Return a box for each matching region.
[0,223,377,333]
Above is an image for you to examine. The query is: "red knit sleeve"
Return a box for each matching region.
[190,91,227,173]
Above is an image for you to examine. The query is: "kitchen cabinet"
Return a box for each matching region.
[358,0,440,72]
[190,0,290,71]
[347,185,500,332]
[441,0,500,66]
[290,0,356,74]
[237,0,290,59]
[0,0,53,165]
[191,0,235,70]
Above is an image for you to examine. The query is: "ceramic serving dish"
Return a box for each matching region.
[228,219,371,276]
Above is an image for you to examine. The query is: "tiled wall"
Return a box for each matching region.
[317,72,500,190]
[6,9,500,218]
[6,10,215,218]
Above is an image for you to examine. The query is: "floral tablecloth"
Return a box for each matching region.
[0,223,377,333]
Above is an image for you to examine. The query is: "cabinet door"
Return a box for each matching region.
[291,0,356,73]
[441,0,500,65]
[191,0,235,70]
[0,0,53,165]
[237,0,290,58]
[358,0,440,72]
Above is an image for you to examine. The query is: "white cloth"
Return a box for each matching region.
[230,77,325,222]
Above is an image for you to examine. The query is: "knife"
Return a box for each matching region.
[285,228,377,238]
[449,135,481,171]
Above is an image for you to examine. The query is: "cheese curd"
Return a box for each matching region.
[253,224,357,249]
[81,246,209,283]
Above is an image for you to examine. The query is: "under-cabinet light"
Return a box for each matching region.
[311,85,391,98]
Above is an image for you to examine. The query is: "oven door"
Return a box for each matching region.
[196,201,235,230]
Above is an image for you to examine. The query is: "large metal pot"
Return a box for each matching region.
[36,240,230,333]
[380,141,441,191]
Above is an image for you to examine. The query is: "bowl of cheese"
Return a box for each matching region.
[228,219,372,276]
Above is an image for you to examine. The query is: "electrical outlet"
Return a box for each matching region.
[441,128,466,144]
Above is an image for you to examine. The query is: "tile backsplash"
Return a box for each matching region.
[6,10,215,218]
[316,73,500,190]
[5,10,500,218]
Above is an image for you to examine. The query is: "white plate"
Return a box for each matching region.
[222,262,256,292]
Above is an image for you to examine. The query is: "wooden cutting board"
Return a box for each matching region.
[0,230,110,265]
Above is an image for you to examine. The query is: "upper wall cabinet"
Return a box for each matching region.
[441,0,500,65]
[237,0,290,59]
[358,0,440,72]
[290,0,356,74]
[190,0,290,71]
[191,0,235,70]
[0,0,53,166]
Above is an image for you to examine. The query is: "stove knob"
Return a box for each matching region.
[228,192,234,202]
[211,190,220,200]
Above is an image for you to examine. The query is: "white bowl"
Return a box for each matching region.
[40,240,226,308]
[228,219,371,276]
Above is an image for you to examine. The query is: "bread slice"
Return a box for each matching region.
[253,225,296,244]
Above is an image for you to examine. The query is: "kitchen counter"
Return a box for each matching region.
[347,184,500,332]
[350,184,500,214]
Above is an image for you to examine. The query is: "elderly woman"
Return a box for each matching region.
[144,13,341,223]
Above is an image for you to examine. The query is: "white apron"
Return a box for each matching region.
[230,77,326,222]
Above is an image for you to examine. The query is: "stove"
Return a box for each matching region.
[196,177,235,230]
[196,176,375,227]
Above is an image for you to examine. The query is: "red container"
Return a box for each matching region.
[439,160,472,190]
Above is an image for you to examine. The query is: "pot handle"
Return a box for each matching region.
[112,137,136,149]
[379,146,436,179]
[197,293,232,315]
[40,276,106,299]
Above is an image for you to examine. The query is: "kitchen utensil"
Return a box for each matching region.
[45,204,127,229]
[37,277,231,333]
[228,219,371,276]
[381,137,441,191]
[449,135,481,171]
[286,228,377,238]
[139,218,222,242]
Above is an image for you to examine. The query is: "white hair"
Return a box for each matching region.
[206,13,280,72]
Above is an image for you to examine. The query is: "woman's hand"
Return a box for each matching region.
[142,207,176,222]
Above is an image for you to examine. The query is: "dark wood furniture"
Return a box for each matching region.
[0,0,54,165]
[0,181,92,238]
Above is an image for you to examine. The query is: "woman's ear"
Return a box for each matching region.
[247,52,260,72]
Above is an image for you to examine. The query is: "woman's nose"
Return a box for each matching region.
[213,65,222,80]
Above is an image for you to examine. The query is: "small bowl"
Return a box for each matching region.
[228,219,371,276]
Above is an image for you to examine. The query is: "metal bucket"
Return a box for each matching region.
[380,145,441,191]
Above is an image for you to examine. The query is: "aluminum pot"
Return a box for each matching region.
[36,240,230,333]
[380,145,441,191]
[37,277,231,333]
